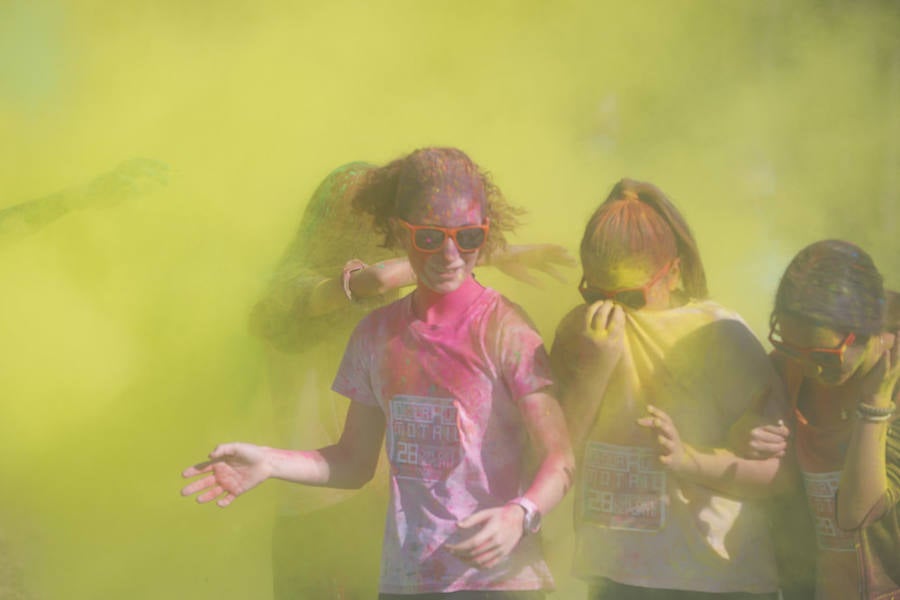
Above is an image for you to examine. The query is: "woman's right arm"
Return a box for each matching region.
[837,334,900,529]
[305,258,415,317]
[181,401,386,507]
[550,301,626,449]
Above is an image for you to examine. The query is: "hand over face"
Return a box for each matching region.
[569,300,626,376]
[860,332,900,407]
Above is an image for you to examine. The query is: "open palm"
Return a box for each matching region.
[180,443,270,507]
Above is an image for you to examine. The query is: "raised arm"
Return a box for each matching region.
[181,401,386,507]
[0,158,167,239]
[308,242,578,317]
[837,333,900,529]
[550,301,626,450]
[483,243,577,288]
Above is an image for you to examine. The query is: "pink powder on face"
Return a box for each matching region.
[405,193,485,303]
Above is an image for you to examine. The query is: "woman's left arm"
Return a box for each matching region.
[638,399,790,499]
[447,389,574,569]
[837,333,900,529]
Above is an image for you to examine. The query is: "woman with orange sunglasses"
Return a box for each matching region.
[748,239,900,599]
[551,178,789,599]
[182,147,574,600]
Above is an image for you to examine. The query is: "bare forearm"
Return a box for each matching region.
[0,192,72,237]
[306,257,414,317]
[264,444,374,489]
[675,444,784,498]
[838,420,889,529]
[520,390,576,515]
[522,447,575,515]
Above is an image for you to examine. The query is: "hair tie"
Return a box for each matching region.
[621,190,641,202]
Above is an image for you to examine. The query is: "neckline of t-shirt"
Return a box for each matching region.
[405,285,494,332]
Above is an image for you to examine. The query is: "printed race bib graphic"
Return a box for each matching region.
[581,442,666,531]
[802,471,856,552]
[388,396,460,481]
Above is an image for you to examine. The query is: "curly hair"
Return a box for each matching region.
[773,239,899,336]
[352,147,523,260]
[579,178,708,300]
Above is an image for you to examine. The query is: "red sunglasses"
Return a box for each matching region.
[397,219,489,253]
[768,316,856,373]
[579,261,674,310]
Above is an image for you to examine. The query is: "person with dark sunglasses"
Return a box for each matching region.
[741,240,900,599]
[550,179,789,600]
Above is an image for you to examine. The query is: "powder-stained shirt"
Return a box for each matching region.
[332,286,555,594]
[777,355,900,600]
[553,300,781,594]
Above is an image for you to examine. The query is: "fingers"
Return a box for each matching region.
[749,438,788,457]
[886,334,900,387]
[196,485,225,504]
[180,474,217,497]
[537,264,566,284]
[584,301,626,338]
[181,461,214,478]
[753,423,791,443]
[217,493,237,508]
[209,443,239,460]
[607,304,625,336]
[587,301,613,334]
[502,264,544,289]
[456,508,492,530]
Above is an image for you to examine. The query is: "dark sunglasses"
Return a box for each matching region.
[768,316,857,373]
[578,261,674,310]
[397,219,489,253]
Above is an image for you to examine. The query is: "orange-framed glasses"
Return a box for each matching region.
[397,219,489,253]
[578,261,674,310]
[768,316,857,373]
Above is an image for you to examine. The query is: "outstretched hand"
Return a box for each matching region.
[78,157,169,210]
[180,443,271,508]
[489,244,576,288]
[445,504,525,570]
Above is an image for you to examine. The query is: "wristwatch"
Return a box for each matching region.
[507,496,542,535]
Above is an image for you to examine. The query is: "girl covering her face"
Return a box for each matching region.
[764,239,900,600]
[552,179,789,600]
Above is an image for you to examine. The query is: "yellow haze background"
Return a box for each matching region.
[1,1,898,598]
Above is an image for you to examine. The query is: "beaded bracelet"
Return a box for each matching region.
[856,401,897,423]
[342,259,367,302]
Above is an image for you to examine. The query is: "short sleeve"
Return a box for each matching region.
[495,301,554,401]
[331,317,379,407]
